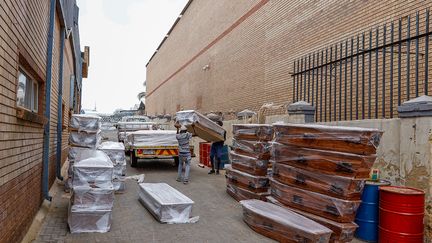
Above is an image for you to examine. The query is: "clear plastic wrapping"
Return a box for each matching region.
[117,121,155,131]
[232,139,270,160]
[71,186,114,210]
[273,123,383,155]
[240,199,332,243]
[272,163,365,199]
[69,131,101,149]
[98,141,126,164]
[226,183,269,202]
[225,165,269,193]
[70,114,101,132]
[266,196,358,243]
[138,183,194,224]
[113,162,126,179]
[232,124,274,141]
[68,147,93,162]
[270,178,361,223]
[271,143,375,178]
[126,130,178,147]
[68,204,112,233]
[176,110,226,142]
[72,150,113,188]
[230,151,269,176]
[113,178,126,193]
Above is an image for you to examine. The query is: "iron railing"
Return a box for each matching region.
[292,9,431,122]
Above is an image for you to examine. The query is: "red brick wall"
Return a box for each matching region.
[146,0,432,118]
[0,0,78,242]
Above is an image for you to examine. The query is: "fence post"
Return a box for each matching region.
[287,101,316,123]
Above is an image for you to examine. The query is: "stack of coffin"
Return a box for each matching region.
[68,150,114,233]
[65,114,102,191]
[240,199,332,242]
[226,124,273,201]
[98,141,127,193]
[268,123,383,243]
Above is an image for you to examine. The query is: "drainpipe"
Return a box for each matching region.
[55,27,66,181]
[42,0,56,201]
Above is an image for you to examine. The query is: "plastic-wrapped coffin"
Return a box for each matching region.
[225,165,269,193]
[230,151,269,176]
[226,183,269,202]
[273,124,382,155]
[69,131,101,149]
[232,124,274,141]
[176,110,226,142]
[138,183,194,224]
[98,141,126,164]
[113,178,126,193]
[267,196,358,243]
[270,178,361,223]
[71,186,114,210]
[72,150,113,188]
[272,163,365,200]
[68,204,112,233]
[126,130,178,147]
[70,114,101,133]
[232,139,271,160]
[271,143,375,178]
[240,199,332,243]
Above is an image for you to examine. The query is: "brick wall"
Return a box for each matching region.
[0,1,80,242]
[146,0,432,118]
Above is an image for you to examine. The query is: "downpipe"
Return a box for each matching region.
[42,0,56,201]
[55,28,66,181]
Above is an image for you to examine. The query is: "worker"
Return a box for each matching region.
[208,120,225,175]
[175,122,192,184]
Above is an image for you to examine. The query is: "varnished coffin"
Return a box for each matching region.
[240,199,332,243]
[271,143,375,178]
[226,183,269,202]
[230,151,269,176]
[232,138,270,160]
[225,165,269,193]
[272,163,365,199]
[232,124,274,141]
[270,178,361,223]
[176,110,226,142]
[71,186,114,210]
[267,196,358,243]
[273,124,382,155]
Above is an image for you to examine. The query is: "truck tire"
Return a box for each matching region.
[174,157,179,167]
[131,152,138,168]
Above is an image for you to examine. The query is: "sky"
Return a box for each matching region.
[76,0,188,113]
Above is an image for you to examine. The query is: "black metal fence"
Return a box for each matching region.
[292,9,432,122]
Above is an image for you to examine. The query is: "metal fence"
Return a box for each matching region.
[292,9,431,122]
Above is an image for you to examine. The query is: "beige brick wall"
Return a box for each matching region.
[146,0,432,118]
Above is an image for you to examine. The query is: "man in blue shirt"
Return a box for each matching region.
[176,124,192,184]
[208,120,225,175]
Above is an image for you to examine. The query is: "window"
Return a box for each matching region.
[17,69,38,112]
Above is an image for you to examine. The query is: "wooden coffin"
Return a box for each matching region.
[69,114,101,133]
[267,196,358,243]
[138,183,194,223]
[232,138,270,160]
[230,151,269,176]
[270,178,361,223]
[71,186,114,210]
[232,124,274,141]
[273,124,382,155]
[240,199,332,243]
[272,163,365,199]
[226,183,269,202]
[68,206,112,233]
[225,165,269,193]
[176,110,226,142]
[271,143,375,178]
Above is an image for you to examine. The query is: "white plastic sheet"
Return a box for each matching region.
[69,131,101,149]
[72,150,113,188]
[70,114,101,132]
[71,186,114,210]
[127,130,178,147]
[98,141,126,164]
[68,204,112,233]
[138,183,196,224]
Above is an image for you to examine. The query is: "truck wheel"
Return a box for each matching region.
[131,152,138,167]
[174,157,179,167]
